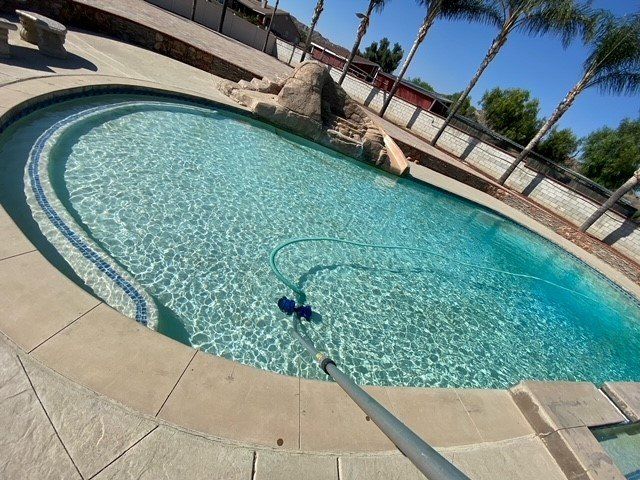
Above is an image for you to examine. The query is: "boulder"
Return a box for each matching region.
[215,61,409,177]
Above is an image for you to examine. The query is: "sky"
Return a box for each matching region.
[278,0,639,139]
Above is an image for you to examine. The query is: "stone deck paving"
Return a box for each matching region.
[602,382,640,423]
[0,19,637,480]
[1,334,572,480]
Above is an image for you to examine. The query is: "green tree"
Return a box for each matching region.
[500,12,640,185]
[363,37,404,73]
[480,87,542,146]
[408,76,436,92]
[535,127,578,165]
[338,0,390,85]
[581,118,640,190]
[431,0,594,146]
[447,91,476,118]
[379,0,500,117]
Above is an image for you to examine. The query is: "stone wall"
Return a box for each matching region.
[329,69,640,263]
[1,0,255,82]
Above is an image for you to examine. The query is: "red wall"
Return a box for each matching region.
[374,73,435,110]
[311,49,438,111]
[311,49,378,79]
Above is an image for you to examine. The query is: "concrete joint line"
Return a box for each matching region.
[154,349,198,417]
[86,424,160,480]
[17,355,85,480]
[28,302,102,354]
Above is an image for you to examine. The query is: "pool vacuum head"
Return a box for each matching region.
[277,296,313,321]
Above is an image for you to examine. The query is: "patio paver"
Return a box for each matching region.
[0,251,100,351]
[447,436,568,480]
[0,336,81,480]
[299,379,395,452]
[511,381,626,435]
[32,303,195,416]
[457,389,534,442]
[158,351,300,449]
[543,427,625,480]
[602,382,640,422]
[254,450,338,480]
[93,425,254,480]
[383,387,484,447]
[21,353,158,479]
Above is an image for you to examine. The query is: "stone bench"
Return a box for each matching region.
[16,10,67,58]
[0,18,17,58]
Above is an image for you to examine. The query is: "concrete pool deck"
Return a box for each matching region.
[0,20,638,480]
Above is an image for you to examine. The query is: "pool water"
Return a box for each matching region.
[594,424,640,479]
[5,96,640,388]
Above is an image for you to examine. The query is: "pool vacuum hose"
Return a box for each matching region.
[268,236,626,480]
[270,236,475,480]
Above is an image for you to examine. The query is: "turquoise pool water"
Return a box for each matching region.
[4,96,640,388]
[594,424,640,479]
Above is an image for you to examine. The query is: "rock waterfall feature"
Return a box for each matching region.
[217,61,409,176]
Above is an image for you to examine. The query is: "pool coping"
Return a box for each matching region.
[0,75,638,467]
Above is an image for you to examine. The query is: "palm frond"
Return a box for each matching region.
[584,12,640,94]
[372,0,391,13]
[518,0,595,48]
[439,0,504,26]
[589,72,640,96]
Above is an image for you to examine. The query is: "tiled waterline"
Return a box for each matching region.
[24,102,166,326]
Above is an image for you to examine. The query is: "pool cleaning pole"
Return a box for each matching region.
[289,317,471,480]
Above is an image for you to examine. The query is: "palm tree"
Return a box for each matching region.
[338,0,390,85]
[580,169,640,232]
[301,0,325,62]
[431,0,594,146]
[499,12,640,185]
[378,0,501,117]
[262,0,281,53]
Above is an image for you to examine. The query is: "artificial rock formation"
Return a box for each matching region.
[217,61,409,176]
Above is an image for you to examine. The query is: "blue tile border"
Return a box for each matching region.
[27,104,153,324]
[11,87,640,316]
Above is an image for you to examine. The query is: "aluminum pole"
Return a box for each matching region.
[289,317,470,480]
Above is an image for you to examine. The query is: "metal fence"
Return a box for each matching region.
[448,114,637,219]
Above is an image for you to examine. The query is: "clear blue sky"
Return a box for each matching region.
[278,0,639,139]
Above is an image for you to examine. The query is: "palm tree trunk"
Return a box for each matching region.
[262,0,280,53]
[301,0,324,62]
[218,0,229,33]
[580,170,640,232]
[498,71,593,186]
[431,28,510,146]
[379,10,436,117]
[338,1,376,85]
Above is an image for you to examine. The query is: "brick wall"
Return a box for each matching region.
[332,71,640,263]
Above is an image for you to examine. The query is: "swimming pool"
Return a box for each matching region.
[594,424,640,479]
[3,95,640,388]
